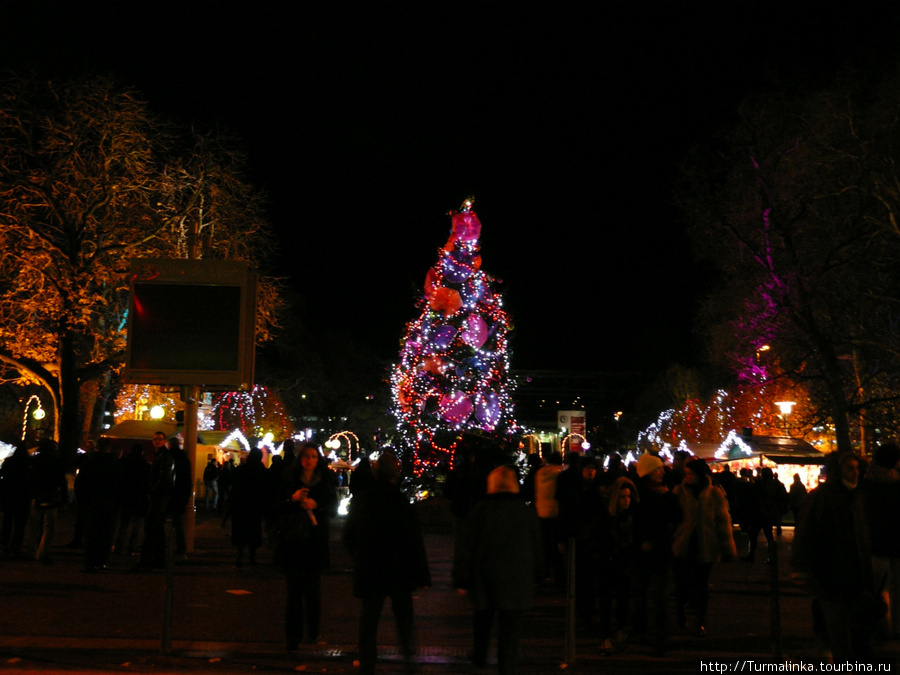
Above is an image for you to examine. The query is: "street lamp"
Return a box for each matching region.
[775,401,796,437]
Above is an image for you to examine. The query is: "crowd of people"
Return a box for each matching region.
[446,445,900,667]
[2,434,900,670]
[484,449,736,659]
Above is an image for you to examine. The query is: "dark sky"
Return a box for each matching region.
[4,2,900,375]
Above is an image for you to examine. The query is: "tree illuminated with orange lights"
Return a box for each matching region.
[0,73,279,459]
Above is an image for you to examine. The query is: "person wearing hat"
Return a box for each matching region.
[633,452,676,654]
[671,457,736,636]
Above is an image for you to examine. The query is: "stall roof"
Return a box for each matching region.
[746,435,826,464]
[102,420,206,444]
[682,435,827,465]
[199,430,248,452]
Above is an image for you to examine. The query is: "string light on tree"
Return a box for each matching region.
[390,199,518,475]
[210,385,291,438]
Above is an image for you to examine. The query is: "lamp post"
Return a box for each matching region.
[774,401,796,437]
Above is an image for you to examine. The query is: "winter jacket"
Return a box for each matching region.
[672,475,736,563]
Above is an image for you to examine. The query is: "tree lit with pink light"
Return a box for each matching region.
[390,199,518,475]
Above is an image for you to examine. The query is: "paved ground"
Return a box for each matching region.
[0,501,898,674]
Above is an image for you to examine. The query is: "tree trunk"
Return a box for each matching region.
[58,332,83,468]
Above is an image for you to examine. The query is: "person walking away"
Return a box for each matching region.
[217,458,235,514]
[203,458,219,510]
[633,452,676,655]
[533,451,564,588]
[66,439,94,549]
[793,451,878,661]
[228,447,268,566]
[28,438,68,563]
[0,444,32,558]
[166,437,192,558]
[443,447,487,532]
[115,443,150,557]
[742,467,787,563]
[788,473,808,525]
[343,452,430,675]
[863,443,900,638]
[277,443,338,650]
[520,453,543,504]
[78,437,122,572]
[671,458,736,636]
[348,455,374,499]
[453,465,540,674]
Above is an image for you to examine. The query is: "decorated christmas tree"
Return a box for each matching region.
[390,199,518,476]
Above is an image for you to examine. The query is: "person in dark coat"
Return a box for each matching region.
[741,467,787,563]
[596,476,640,652]
[135,430,175,570]
[166,437,192,557]
[443,448,488,531]
[203,458,219,510]
[0,444,32,558]
[632,452,677,655]
[453,465,541,674]
[228,447,268,566]
[520,452,543,504]
[279,443,338,650]
[557,456,605,628]
[864,443,900,638]
[344,451,430,675]
[348,455,374,498]
[28,438,68,563]
[788,473,808,523]
[793,452,876,661]
[78,436,122,572]
[114,443,150,557]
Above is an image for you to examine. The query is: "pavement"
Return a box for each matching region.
[0,501,898,675]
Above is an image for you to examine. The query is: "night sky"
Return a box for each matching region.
[4,3,900,376]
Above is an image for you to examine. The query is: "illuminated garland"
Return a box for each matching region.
[390,199,519,474]
[21,395,44,441]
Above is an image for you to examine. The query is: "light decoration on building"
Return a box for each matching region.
[219,429,252,453]
[715,429,753,460]
[390,199,518,475]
